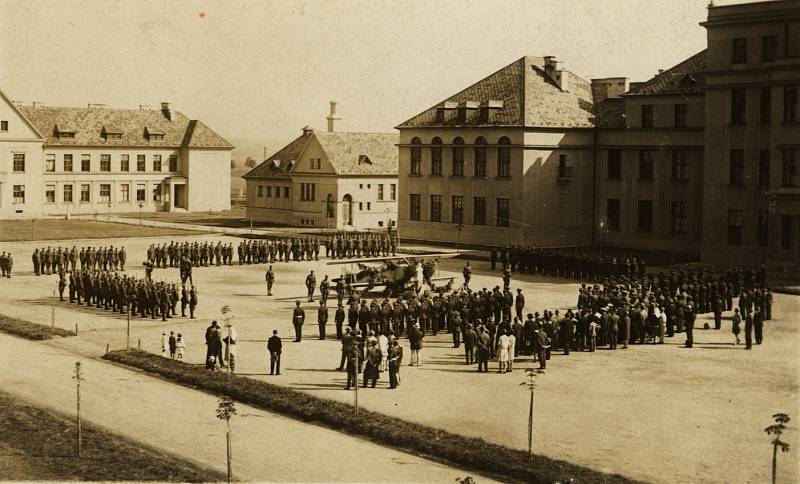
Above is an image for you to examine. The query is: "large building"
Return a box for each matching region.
[396,0,800,270]
[244,123,398,230]
[0,90,233,218]
[396,56,597,247]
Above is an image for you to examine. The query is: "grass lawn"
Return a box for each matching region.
[0,314,76,340]
[0,219,203,242]
[117,207,289,229]
[0,391,224,482]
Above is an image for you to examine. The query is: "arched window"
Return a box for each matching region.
[474,137,487,177]
[497,137,511,178]
[431,137,442,176]
[452,137,464,176]
[410,137,422,175]
[326,193,335,218]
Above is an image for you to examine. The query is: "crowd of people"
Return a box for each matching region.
[59,270,199,319]
[32,245,127,275]
[147,241,235,268]
[490,246,647,281]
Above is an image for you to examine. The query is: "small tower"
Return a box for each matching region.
[326,101,341,132]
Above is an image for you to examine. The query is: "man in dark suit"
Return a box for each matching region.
[334,303,346,340]
[684,305,696,348]
[317,301,328,340]
[753,306,764,345]
[267,330,282,375]
[292,300,305,342]
[561,311,575,355]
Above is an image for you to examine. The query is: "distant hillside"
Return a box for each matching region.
[229,137,287,166]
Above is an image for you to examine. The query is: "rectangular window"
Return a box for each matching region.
[80,184,91,203]
[641,105,653,128]
[674,104,688,128]
[728,209,744,245]
[366,202,371,211]
[136,184,146,202]
[452,144,464,176]
[284,187,290,198]
[638,150,654,180]
[81,154,91,172]
[300,183,316,201]
[310,158,321,170]
[120,154,129,172]
[496,198,510,227]
[637,200,653,231]
[762,35,778,62]
[12,153,25,172]
[497,146,511,178]
[607,149,621,179]
[759,150,770,189]
[137,155,146,172]
[606,199,621,230]
[257,185,264,197]
[266,186,272,197]
[452,196,464,224]
[63,154,73,172]
[120,184,130,202]
[783,150,797,187]
[12,185,24,204]
[152,185,161,202]
[63,184,73,203]
[558,154,569,177]
[153,155,162,172]
[730,149,745,185]
[378,184,384,201]
[409,194,421,221]
[100,154,111,172]
[100,184,111,202]
[474,146,487,177]
[430,195,442,222]
[781,215,792,250]
[760,87,771,124]
[431,147,442,176]
[390,184,396,201]
[757,211,769,247]
[45,184,55,203]
[731,89,747,125]
[0,120,7,131]
[672,150,688,181]
[732,38,747,64]
[169,154,178,172]
[473,197,486,225]
[670,201,687,234]
[45,153,56,172]
[784,85,798,123]
[411,145,422,175]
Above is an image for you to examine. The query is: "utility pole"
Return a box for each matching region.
[126,306,131,350]
[73,362,84,458]
[51,289,56,327]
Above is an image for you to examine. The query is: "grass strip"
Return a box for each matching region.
[0,391,225,482]
[0,314,75,340]
[105,349,638,484]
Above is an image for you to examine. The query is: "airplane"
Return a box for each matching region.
[326,252,465,297]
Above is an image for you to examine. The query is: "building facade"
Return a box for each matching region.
[0,91,233,218]
[244,127,398,230]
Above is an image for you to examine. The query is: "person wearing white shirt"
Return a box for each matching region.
[496,330,511,373]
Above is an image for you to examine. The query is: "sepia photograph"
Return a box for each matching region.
[0,0,798,482]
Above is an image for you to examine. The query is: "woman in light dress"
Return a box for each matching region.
[496,330,511,373]
[378,332,389,372]
[175,333,186,360]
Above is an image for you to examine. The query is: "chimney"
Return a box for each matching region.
[31,101,46,109]
[543,56,557,74]
[302,125,314,137]
[435,101,458,123]
[555,69,570,92]
[161,102,172,121]
[657,69,665,75]
[591,78,629,100]
[326,101,341,132]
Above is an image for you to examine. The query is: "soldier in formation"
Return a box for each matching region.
[147,241,234,269]
[33,245,126,275]
[0,252,12,278]
[326,232,398,259]
[489,246,647,282]
[237,237,320,264]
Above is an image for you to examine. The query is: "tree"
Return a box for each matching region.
[765,413,791,484]
[245,156,257,168]
[520,368,545,462]
[216,396,237,483]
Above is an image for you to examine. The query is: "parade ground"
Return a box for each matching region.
[0,232,798,483]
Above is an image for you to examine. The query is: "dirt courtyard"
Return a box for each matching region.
[0,233,797,484]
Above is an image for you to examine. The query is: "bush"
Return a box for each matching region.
[105,350,637,484]
[0,314,75,340]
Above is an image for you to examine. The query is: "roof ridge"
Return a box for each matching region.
[626,49,707,96]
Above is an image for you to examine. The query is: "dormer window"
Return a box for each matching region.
[358,155,372,165]
[55,124,76,139]
[144,127,165,141]
[310,158,322,169]
[101,126,123,140]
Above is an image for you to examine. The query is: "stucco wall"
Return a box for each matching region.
[185,149,231,211]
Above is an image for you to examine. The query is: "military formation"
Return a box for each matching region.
[238,237,321,264]
[0,252,13,278]
[490,246,646,281]
[32,245,126,275]
[325,233,398,259]
[147,241,235,268]
[59,269,199,319]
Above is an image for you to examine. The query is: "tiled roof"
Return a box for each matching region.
[314,131,398,176]
[626,50,707,96]
[18,106,233,149]
[593,98,626,129]
[244,130,398,179]
[397,56,595,129]
[242,132,310,179]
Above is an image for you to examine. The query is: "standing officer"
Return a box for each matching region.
[684,304,696,348]
[305,271,316,302]
[744,310,754,350]
[334,303,346,339]
[514,289,525,322]
[292,300,305,342]
[265,265,275,296]
[317,300,328,340]
[753,306,764,345]
[320,275,330,305]
[462,262,472,289]
[267,330,282,375]
[189,286,198,319]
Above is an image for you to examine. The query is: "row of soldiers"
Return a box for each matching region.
[33,245,127,275]
[147,241,235,269]
[59,269,199,319]
[491,246,646,281]
[0,252,12,278]
[238,238,320,264]
[325,233,398,259]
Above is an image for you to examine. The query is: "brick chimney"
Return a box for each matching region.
[161,102,172,121]
[326,101,341,132]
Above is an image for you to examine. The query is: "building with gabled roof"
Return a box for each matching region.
[244,115,398,230]
[0,95,234,218]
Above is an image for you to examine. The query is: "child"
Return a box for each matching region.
[175,333,186,360]
[168,331,177,359]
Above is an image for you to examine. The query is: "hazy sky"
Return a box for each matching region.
[0,0,762,148]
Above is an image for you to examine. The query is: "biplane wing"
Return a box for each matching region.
[326,252,465,266]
